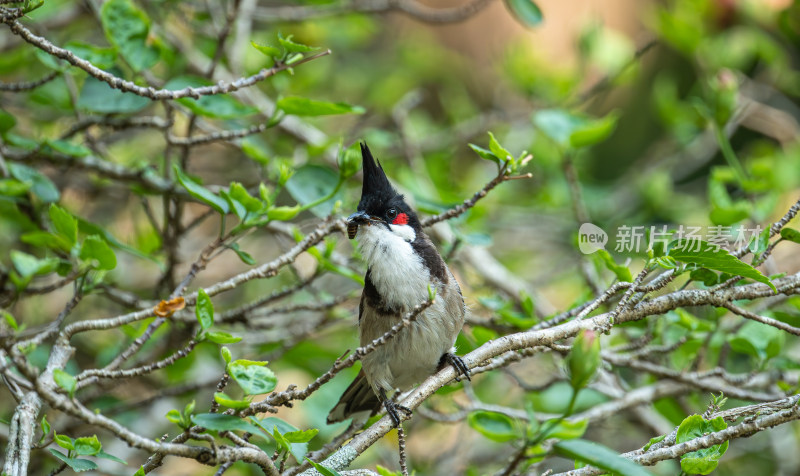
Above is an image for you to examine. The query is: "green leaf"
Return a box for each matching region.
[101,0,159,71]
[165,76,258,119]
[504,0,543,28]
[780,228,800,244]
[710,204,749,226]
[276,96,365,116]
[165,409,184,427]
[227,359,278,395]
[0,108,16,133]
[54,432,74,450]
[467,411,518,442]
[690,268,719,286]
[49,204,78,248]
[195,288,213,332]
[97,450,127,464]
[376,465,402,476]
[80,235,117,270]
[676,415,729,475]
[267,205,301,221]
[229,182,263,213]
[596,249,633,282]
[668,240,775,292]
[8,163,60,203]
[39,415,50,442]
[487,131,513,162]
[53,369,77,398]
[278,34,319,53]
[173,165,229,214]
[569,112,619,148]
[44,139,91,158]
[0,178,30,196]
[554,439,653,476]
[305,458,342,476]
[133,466,146,476]
[228,243,256,265]
[540,418,588,440]
[214,392,251,410]
[77,76,150,114]
[251,41,281,58]
[729,320,784,361]
[221,347,232,364]
[468,143,501,164]
[48,449,98,472]
[65,41,117,69]
[567,330,601,390]
[284,428,319,443]
[643,434,666,451]
[191,413,264,435]
[3,311,19,331]
[10,251,58,279]
[74,435,102,456]
[205,331,242,344]
[285,165,343,217]
[533,109,587,147]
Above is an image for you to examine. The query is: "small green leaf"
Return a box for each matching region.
[596,249,633,282]
[554,439,653,476]
[278,34,319,53]
[80,235,117,270]
[205,331,242,344]
[533,109,587,147]
[65,41,117,69]
[729,320,784,361]
[8,163,60,203]
[165,77,258,119]
[214,392,251,410]
[668,240,775,292]
[40,415,51,440]
[10,251,58,280]
[467,411,518,442]
[780,228,800,244]
[487,131,513,162]
[77,76,150,114]
[44,139,92,158]
[227,359,278,395]
[49,204,78,248]
[285,165,343,217]
[540,418,588,440]
[228,243,257,265]
[376,465,402,476]
[101,0,159,71]
[191,413,265,436]
[53,369,77,398]
[676,415,729,475]
[74,435,102,456]
[267,205,300,221]
[3,310,19,331]
[229,182,263,213]
[0,108,16,133]
[173,165,229,214]
[277,97,365,116]
[0,178,30,196]
[48,449,98,472]
[165,409,184,427]
[643,434,666,451]
[97,450,127,464]
[251,41,281,58]
[54,433,74,450]
[567,329,601,390]
[504,0,543,28]
[569,112,619,148]
[221,346,232,364]
[284,428,319,443]
[133,466,146,476]
[305,458,343,476]
[690,268,719,286]
[468,143,501,164]
[195,288,213,332]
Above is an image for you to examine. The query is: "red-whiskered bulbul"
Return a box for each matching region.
[327,143,470,427]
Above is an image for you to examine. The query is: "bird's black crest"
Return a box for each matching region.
[358,143,399,211]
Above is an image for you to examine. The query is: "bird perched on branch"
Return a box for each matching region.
[327,143,470,427]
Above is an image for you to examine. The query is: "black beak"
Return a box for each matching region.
[347,210,374,225]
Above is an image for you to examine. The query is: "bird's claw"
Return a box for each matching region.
[440,352,471,382]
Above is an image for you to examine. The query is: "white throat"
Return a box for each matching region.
[355,223,429,308]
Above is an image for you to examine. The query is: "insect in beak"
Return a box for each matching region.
[347,222,358,239]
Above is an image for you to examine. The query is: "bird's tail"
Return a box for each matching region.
[327,370,381,424]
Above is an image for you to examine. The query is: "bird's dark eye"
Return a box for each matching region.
[386,208,397,220]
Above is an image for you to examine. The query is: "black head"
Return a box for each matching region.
[349,143,419,230]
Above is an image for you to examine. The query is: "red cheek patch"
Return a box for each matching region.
[392,213,409,225]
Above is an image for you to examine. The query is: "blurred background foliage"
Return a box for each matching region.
[2,0,800,474]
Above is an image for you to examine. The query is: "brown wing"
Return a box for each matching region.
[326,369,381,424]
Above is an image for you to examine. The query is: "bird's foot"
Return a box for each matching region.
[439,352,471,382]
[380,389,412,427]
